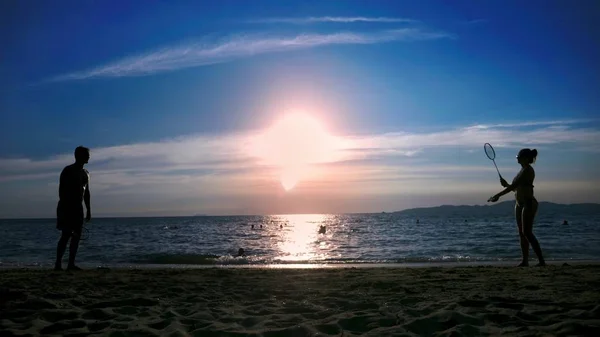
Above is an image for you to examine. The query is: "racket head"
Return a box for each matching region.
[484,143,496,160]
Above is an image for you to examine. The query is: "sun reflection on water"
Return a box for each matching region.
[269,214,334,262]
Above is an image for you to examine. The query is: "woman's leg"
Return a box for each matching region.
[522,199,545,266]
[515,203,529,266]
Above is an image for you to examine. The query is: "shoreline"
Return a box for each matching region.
[1,259,599,270]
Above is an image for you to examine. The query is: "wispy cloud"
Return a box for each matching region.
[464,119,595,130]
[460,19,488,25]
[46,28,450,82]
[2,119,598,182]
[347,119,600,154]
[2,119,599,216]
[249,16,417,24]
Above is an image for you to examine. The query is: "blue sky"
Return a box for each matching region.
[1,0,599,217]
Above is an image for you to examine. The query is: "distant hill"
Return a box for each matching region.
[394,201,600,218]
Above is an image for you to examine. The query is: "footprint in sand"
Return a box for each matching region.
[40,319,86,335]
[39,310,79,322]
[147,319,171,330]
[88,321,111,332]
[113,306,139,315]
[315,323,341,335]
[87,298,158,309]
[82,308,117,321]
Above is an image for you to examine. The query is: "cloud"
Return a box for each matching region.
[45,28,451,81]
[346,119,600,154]
[249,17,417,24]
[460,19,488,25]
[1,119,598,182]
[464,119,595,130]
[1,119,599,216]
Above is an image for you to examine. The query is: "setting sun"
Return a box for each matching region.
[251,112,345,191]
[280,167,301,191]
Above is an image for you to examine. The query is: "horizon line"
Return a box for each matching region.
[2,200,596,220]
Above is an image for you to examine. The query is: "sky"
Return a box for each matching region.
[1,0,599,218]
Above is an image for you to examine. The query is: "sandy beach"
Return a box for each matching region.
[1,264,600,336]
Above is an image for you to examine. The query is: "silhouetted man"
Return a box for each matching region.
[55,146,91,271]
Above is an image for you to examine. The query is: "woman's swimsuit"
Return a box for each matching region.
[513,166,536,208]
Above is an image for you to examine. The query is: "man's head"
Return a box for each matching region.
[74,146,90,164]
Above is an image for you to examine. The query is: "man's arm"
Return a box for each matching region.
[84,175,91,221]
[58,169,66,200]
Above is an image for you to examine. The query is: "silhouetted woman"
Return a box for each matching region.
[488,148,546,267]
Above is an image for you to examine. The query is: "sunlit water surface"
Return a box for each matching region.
[1,213,599,267]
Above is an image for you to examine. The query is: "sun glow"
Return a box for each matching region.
[280,167,302,191]
[252,112,345,191]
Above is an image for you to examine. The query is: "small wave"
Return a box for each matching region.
[397,256,504,263]
[133,253,221,265]
[132,253,276,265]
[129,254,513,266]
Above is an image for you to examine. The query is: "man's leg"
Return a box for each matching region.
[55,230,71,270]
[67,226,82,270]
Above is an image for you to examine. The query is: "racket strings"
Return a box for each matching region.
[484,143,496,160]
[484,143,503,180]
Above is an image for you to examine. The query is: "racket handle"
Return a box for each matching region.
[493,160,502,178]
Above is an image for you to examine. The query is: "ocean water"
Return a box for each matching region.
[1,213,599,268]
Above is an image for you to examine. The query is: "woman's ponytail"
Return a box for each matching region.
[530,149,538,163]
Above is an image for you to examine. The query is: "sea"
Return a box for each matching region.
[1,212,599,268]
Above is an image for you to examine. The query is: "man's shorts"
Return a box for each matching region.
[56,202,84,233]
